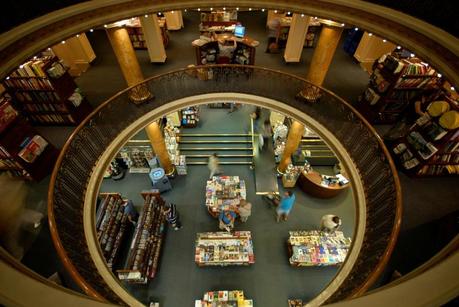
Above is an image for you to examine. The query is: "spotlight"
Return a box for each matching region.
[104,24,107,28]
[382,39,387,43]
[61,40,66,44]
[198,8,201,11]
[274,10,277,13]
[237,7,239,11]
[76,34,80,38]
[262,9,265,12]
[223,7,226,11]
[341,23,345,27]
[368,33,373,36]
[397,46,401,50]
[437,73,442,78]
[354,27,358,31]
[410,53,415,57]
[301,14,304,17]
[145,14,148,17]
[249,8,252,11]
[451,87,456,91]
[90,29,94,32]
[184,9,187,12]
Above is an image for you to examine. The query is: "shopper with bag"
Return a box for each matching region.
[320,215,341,233]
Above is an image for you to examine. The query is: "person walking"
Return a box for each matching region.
[122,200,139,226]
[276,191,296,222]
[237,199,252,223]
[164,203,182,230]
[208,153,221,179]
[320,214,341,233]
[261,120,272,149]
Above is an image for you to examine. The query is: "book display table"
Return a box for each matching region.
[287,230,351,266]
[205,176,246,217]
[195,290,253,307]
[195,231,255,266]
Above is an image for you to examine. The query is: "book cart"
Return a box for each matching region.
[390,94,459,176]
[3,55,93,126]
[287,230,351,267]
[117,191,167,283]
[195,231,255,267]
[96,193,134,271]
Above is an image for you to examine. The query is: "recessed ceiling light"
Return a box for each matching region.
[410,53,415,57]
[301,14,304,17]
[274,10,277,13]
[104,24,107,28]
[262,9,265,12]
[171,11,174,14]
[368,33,373,36]
[249,8,252,11]
[145,14,148,17]
[451,87,456,91]
[237,7,239,11]
[6,76,10,80]
[198,8,201,11]
[76,34,80,37]
[90,29,94,32]
[382,39,387,43]
[210,8,213,11]
[287,11,290,14]
[33,56,37,59]
[184,9,187,12]
[354,27,358,31]
[47,48,51,51]
[397,46,401,49]
[61,40,66,44]
[19,65,24,69]
[341,23,345,26]
[437,73,442,78]
[223,7,226,11]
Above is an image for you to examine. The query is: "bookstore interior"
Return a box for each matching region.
[0,6,458,307]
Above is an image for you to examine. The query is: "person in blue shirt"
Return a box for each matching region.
[276,191,296,222]
[219,209,237,232]
[122,200,139,225]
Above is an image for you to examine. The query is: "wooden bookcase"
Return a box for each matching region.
[117,191,167,283]
[358,54,442,124]
[180,107,199,128]
[389,94,459,177]
[0,96,58,181]
[2,56,93,126]
[96,193,134,271]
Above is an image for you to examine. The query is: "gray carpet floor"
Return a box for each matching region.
[18,9,459,306]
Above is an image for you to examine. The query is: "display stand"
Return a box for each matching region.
[205,176,246,217]
[199,10,238,34]
[195,231,255,266]
[119,146,153,173]
[0,96,58,181]
[390,94,459,176]
[3,55,93,126]
[195,290,253,307]
[358,54,442,124]
[117,191,167,283]
[96,193,133,270]
[287,230,351,266]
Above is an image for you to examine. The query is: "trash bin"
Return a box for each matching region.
[149,168,172,193]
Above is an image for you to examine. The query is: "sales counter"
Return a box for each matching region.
[298,170,349,199]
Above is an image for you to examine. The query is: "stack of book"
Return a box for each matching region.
[195,290,253,307]
[288,230,351,266]
[205,176,246,215]
[195,231,255,266]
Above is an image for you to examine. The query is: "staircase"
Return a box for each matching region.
[178,133,254,165]
[301,137,338,166]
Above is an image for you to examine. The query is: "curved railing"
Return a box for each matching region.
[48,65,402,304]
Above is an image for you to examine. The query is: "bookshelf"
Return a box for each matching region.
[358,54,442,124]
[96,193,134,271]
[0,96,58,181]
[194,39,257,66]
[3,55,93,126]
[181,107,199,127]
[390,94,459,176]
[117,191,167,283]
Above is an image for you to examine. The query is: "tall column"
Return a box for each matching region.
[298,23,343,102]
[51,33,95,77]
[164,11,183,30]
[306,24,343,86]
[277,121,305,174]
[139,15,167,63]
[145,122,174,175]
[284,14,311,63]
[106,27,151,103]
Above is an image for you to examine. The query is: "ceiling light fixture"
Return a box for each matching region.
[354,27,358,31]
[90,29,94,32]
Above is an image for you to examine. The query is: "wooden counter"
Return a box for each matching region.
[298,170,349,199]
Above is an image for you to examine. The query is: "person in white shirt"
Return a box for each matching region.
[320,214,342,233]
[237,199,252,223]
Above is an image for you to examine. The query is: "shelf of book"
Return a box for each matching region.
[181,107,199,128]
[117,191,166,283]
[126,17,169,50]
[195,290,253,307]
[96,193,134,271]
[358,54,442,124]
[3,55,93,126]
[390,94,459,177]
[195,231,255,267]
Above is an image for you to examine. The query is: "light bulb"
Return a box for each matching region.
[354,27,358,31]
[368,33,373,36]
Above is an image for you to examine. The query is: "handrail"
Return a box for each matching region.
[48,65,401,304]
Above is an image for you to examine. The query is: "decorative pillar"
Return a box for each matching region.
[105,27,152,104]
[277,121,304,174]
[139,15,167,63]
[298,23,343,102]
[164,11,183,30]
[51,33,95,76]
[284,14,311,63]
[145,122,174,175]
[354,31,396,72]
